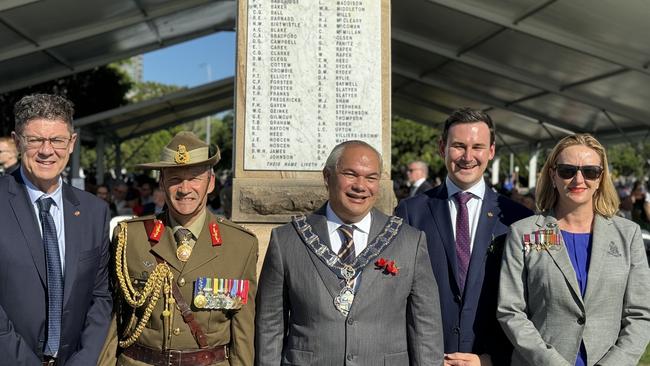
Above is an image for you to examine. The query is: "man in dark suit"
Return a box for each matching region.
[406,160,434,197]
[396,108,532,366]
[0,94,112,365]
[256,140,444,365]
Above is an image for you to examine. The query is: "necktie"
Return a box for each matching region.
[37,197,63,356]
[454,192,472,292]
[337,225,356,265]
[174,227,193,245]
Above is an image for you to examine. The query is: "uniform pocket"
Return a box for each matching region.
[281,349,313,365]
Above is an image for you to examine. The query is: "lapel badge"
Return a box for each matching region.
[607,242,621,257]
[74,210,80,216]
[174,144,191,164]
[487,211,494,218]
[143,260,154,269]
[148,220,164,242]
[210,222,223,246]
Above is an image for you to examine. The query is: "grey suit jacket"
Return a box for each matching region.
[497,213,650,366]
[255,206,444,366]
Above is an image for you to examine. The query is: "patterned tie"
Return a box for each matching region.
[337,225,356,265]
[37,197,63,356]
[174,227,193,245]
[454,192,473,292]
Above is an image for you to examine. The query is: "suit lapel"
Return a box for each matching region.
[304,208,340,299]
[583,215,611,304]
[182,213,220,274]
[8,171,46,286]
[354,209,389,299]
[464,189,499,296]
[428,184,460,291]
[538,215,584,308]
[62,184,82,306]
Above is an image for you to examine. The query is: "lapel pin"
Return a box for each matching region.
[74,210,80,216]
[487,212,493,217]
[143,260,154,268]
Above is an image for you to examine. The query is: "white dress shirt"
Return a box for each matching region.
[22,167,66,271]
[325,202,371,290]
[445,177,486,253]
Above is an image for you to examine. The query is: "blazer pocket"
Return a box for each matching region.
[282,349,313,365]
[385,351,408,366]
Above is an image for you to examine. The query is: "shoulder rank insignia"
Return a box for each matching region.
[174,144,190,164]
[148,219,164,242]
[210,222,222,246]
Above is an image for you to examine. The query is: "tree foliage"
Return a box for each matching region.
[391,115,444,180]
[0,66,131,135]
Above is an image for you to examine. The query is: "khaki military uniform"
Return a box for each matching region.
[100,209,257,366]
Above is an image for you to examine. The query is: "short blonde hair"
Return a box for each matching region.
[536,134,619,217]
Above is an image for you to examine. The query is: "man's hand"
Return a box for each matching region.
[444,353,492,366]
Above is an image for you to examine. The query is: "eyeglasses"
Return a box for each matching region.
[20,135,72,149]
[555,164,603,180]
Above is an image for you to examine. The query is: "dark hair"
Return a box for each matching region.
[441,107,495,145]
[14,94,75,135]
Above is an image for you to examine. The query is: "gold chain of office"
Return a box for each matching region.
[115,221,175,348]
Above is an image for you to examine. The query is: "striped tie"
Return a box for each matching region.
[337,225,356,265]
[37,197,63,356]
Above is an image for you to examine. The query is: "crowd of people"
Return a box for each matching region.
[0,94,648,366]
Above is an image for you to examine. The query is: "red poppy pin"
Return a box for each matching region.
[375,258,399,276]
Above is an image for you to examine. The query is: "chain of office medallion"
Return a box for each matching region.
[115,221,173,347]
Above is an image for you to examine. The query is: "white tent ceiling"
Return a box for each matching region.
[1,0,649,151]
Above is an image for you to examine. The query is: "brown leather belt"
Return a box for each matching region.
[123,343,228,366]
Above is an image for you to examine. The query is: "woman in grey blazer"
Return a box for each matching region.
[497,134,650,366]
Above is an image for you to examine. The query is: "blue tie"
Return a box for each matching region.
[37,197,63,356]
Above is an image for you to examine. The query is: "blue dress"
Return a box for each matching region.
[561,230,592,366]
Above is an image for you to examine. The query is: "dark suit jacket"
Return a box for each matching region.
[0,170,112,366]
[395,182,532,365]
[256,206,444,366]
[413,180,434,196]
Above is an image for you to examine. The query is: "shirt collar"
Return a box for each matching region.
[21,166,64,208]
[170,208,207,239]
[445,176,486,200]
[412,177,426,188]
[325,202,372,235]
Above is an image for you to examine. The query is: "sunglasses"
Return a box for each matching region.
[555,164,603,180]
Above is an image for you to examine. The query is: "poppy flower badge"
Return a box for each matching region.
[375,257,399,276]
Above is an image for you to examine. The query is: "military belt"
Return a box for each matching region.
[123,343,228,366]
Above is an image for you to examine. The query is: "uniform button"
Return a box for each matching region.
[346,354,353,361]
[347,318,354,325]
[454,295,461,303]
[173,328,181,335]
[452,326,460,334]
[577,317,585,325]
[178,278,186,287]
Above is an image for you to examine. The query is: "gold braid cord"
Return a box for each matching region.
[115,221,174,348]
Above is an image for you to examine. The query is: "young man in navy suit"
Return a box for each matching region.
[396,108,532,366]
[0,94,112,365]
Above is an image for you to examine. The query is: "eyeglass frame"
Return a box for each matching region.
[553,164,603,180]
[17,134,75,150]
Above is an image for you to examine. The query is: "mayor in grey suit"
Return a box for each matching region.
[497,134,650,366]
[255,140,444,366]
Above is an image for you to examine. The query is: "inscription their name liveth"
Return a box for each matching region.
[244,0,382,170]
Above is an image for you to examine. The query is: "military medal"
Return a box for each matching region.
[176,234,193,262]
[193,277,208,308]
[334,287,355,316]
[193,277,249,310]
